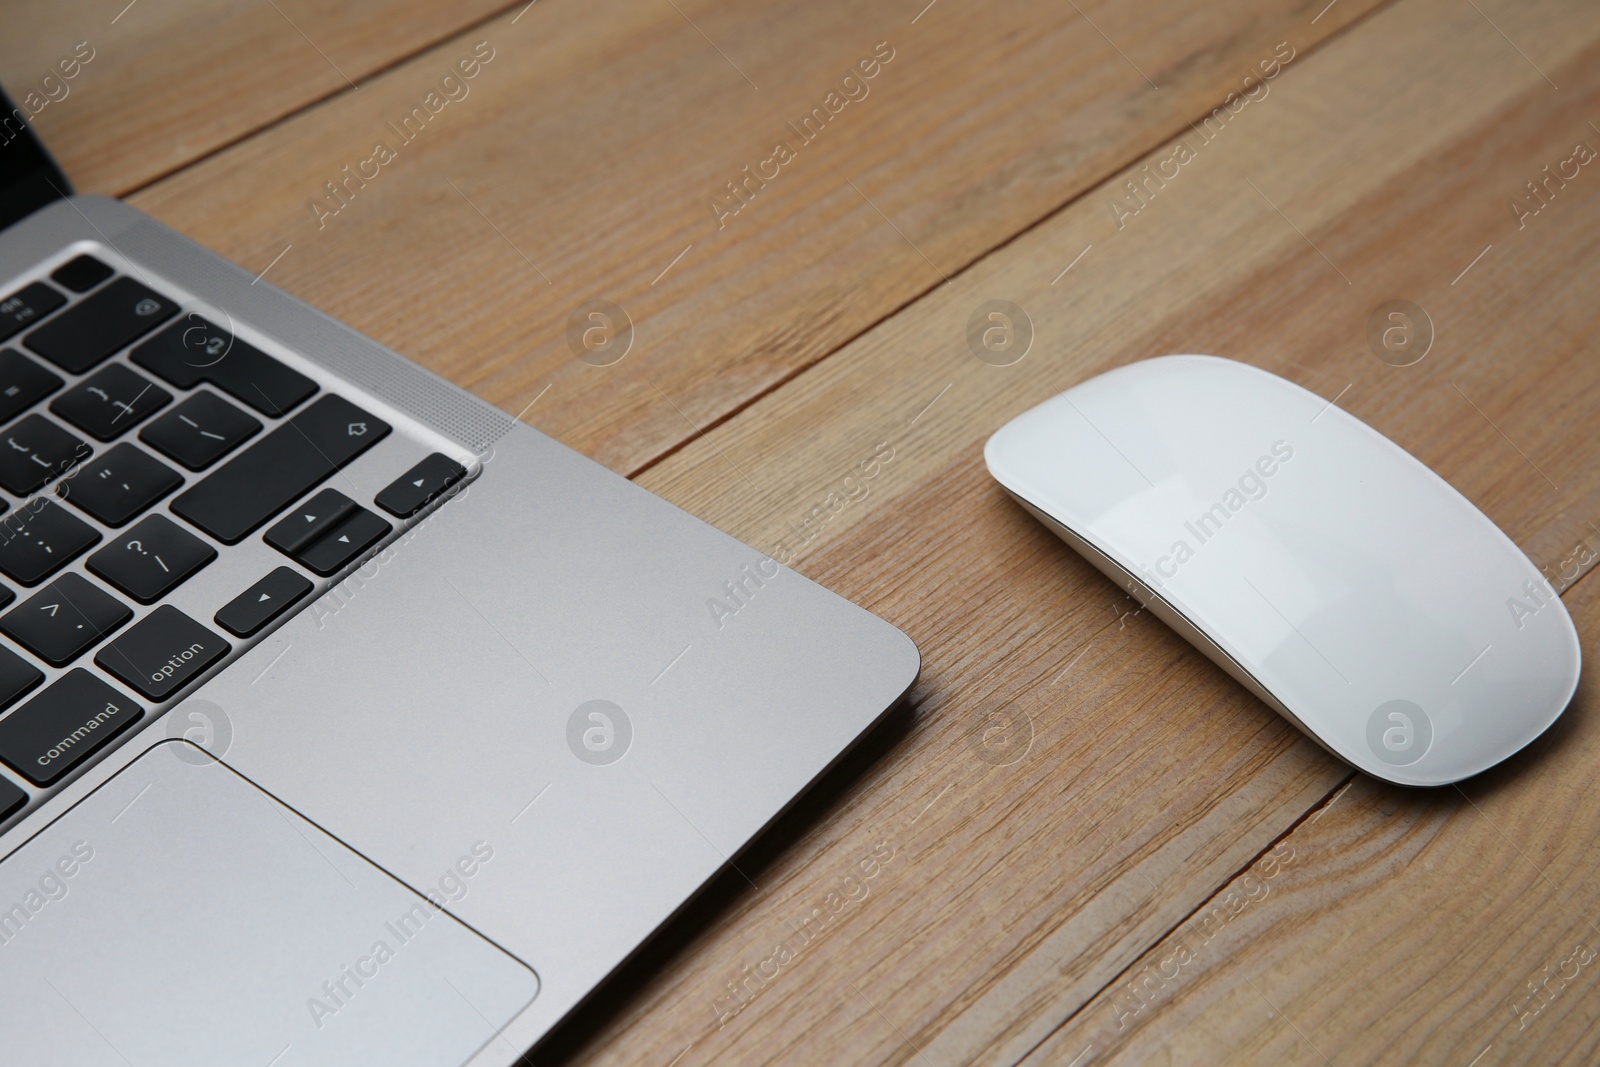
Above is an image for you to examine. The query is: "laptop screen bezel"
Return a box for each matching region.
[0,85,70,232]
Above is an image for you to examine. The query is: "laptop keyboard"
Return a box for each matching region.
[0,253,468,820]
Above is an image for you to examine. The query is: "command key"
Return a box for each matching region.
[0,670,143,785]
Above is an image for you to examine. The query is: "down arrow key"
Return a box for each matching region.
[296,508,392,577]
[264,488,357,556]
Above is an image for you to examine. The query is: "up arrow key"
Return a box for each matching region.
[263,488,358,556]
[257,593,271,602]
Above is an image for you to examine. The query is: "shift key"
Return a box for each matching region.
[170,395,389,544]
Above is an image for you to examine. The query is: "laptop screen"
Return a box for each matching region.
[0,85,70,231]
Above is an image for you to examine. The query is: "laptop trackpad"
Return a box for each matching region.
[0,741,538,1067]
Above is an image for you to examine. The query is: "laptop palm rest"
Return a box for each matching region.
[0,741,538,1067]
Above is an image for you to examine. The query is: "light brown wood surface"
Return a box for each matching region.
[0,0,514,195]
[7,0,1600,1064]
[119,0,1384,476]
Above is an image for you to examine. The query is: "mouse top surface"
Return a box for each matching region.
[985,355,1580,786]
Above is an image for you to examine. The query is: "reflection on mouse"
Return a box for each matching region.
[985,355,1581,786]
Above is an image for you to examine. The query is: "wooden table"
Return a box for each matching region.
[8,0,1600,1062]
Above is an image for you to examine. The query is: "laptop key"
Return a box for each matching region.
[375,452,467,518]
[49,255,113,294]
[170,394,390,544]
[51,362,172,441]
[0,414,91,495]
[139,390,261,470]
[57,444,183,527]
[0,572,132,666]
[265,488,357,556]
[0,281,65,344]
[295,507,391,576]
[130,315,317,416]
[215,566,313,638]
[95,605,231,703]
[0,669,142,786]
[0,501,100,585]
[0,348,64,424]
[25,277,179,374]
[0,645,44,712]
[87,514,217,603]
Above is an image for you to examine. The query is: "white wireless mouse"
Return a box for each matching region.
[985,355,1581,786]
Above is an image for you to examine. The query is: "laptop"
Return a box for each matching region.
[0,87,918,1065]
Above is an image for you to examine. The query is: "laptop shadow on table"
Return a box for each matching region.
[521,695,920,1065]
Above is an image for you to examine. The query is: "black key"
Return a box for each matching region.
[0,774,25,821]
[50,256,114,294]
[25,277,178,374]
[0,415,91,495]
[0,501,99,585]
[215,566,313,638]
[0,348,64,424]
[296,508,391,576]
[95,606,230,703]
[0,572,131,667]
[170,395,390,544]
[0,670,142,785]
[130,315,317,416]
[0,646,43,712]
[87,514,216,604]
[376,453,467,518]
[0,282,65,344]
[265,488,357,556]
[51,363,172,441]
[139,390,260,470]
[58,444,183,528]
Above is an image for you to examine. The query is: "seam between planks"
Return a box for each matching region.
[624,0,1408,483]
[113,0,540,199]
[1004,563,1600,1066]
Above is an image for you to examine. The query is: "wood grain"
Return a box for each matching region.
[123,0,1385,475]
[0,0,513,195]
[1026,570,1600,1067]
[532,0,1600,1061]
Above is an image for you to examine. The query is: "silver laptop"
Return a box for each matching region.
[0,89,918,1064]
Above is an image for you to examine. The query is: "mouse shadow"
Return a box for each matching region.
[517,696,920,1065]
[1444,667,1591,799]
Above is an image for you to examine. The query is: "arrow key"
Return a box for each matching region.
[264,488,357,556]
[375,453,467,518]
[296,508,391,577]
[215,566,313,638]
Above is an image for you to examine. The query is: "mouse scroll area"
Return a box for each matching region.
[987,355,1581,786]
[0,740,539,1066]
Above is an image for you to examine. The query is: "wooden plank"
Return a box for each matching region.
[0,0,512,194]
[537,0,1600,1061]
[125,0,1385,475]
[1025,571,1600,1066]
